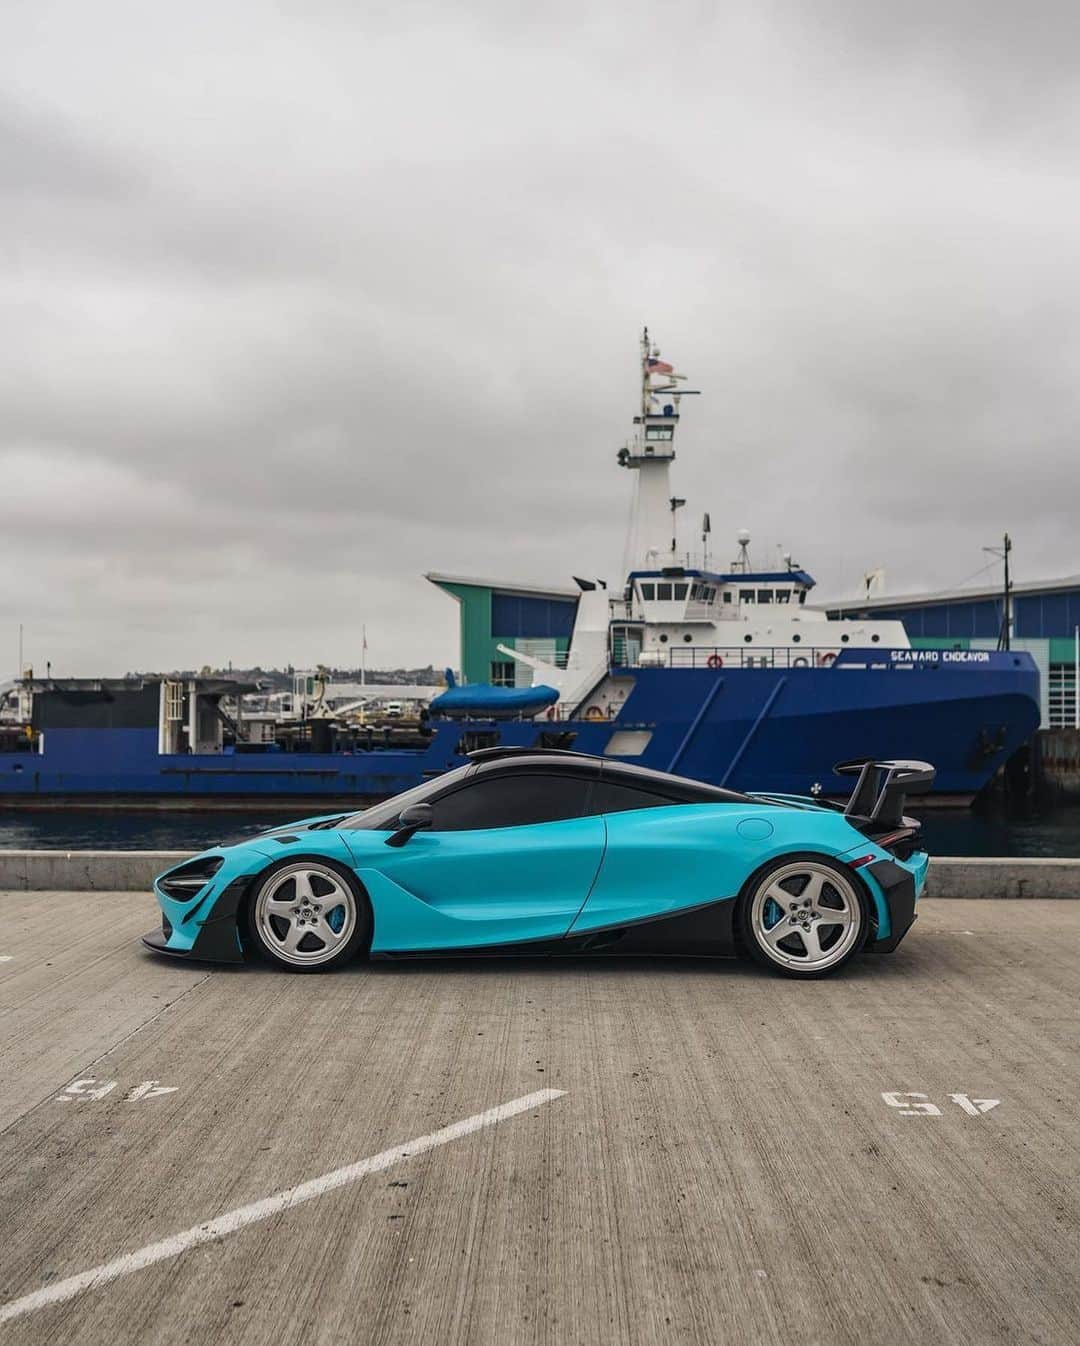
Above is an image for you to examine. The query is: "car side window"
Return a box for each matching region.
[428,773,592,831]
[586,780,680,815]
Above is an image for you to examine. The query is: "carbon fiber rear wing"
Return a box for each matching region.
[834,759,936,829]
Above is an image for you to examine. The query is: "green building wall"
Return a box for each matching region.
[431,580,498,686]
[430,579,572,685]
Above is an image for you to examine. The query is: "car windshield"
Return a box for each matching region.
[340,764,474,830]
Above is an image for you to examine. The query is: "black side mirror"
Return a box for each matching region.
[384,801,434,847]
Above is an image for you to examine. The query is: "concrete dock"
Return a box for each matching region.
[0,891,1077,1344]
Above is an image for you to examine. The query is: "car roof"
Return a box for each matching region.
[467,749,751,804]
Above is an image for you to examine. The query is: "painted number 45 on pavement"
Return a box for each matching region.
[881,1091,1001,1116]
[55,1078,179,1103]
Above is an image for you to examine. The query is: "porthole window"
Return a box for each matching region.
[683,633,693,643]
[841,634,850,643]
[659,633,669,643]
[792,633,801,643]
[871,634,880,643]
[744,634,753,643]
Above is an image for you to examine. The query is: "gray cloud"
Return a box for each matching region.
[3,0,1079,675]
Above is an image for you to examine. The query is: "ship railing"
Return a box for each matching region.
[623,646,855,670]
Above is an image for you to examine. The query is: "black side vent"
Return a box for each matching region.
[274,835,300,845]
[159,856,224,902]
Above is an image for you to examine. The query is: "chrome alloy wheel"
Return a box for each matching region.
[252,863,358,968]
[749,860,862,973]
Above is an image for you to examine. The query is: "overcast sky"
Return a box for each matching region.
[4,0,1080,677]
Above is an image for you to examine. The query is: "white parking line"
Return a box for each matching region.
[0,1087,566,1325]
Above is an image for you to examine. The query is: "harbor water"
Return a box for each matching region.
[1,802,1078,858]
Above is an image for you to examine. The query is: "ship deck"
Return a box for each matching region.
[0,894,1077,1344]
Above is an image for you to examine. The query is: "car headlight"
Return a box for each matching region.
[158,856,224,902]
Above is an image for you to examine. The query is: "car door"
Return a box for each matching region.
[365,769,605,952]
[570,777,737,934]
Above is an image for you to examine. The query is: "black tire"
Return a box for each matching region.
[245,856,371,973]
[736,852,871,978]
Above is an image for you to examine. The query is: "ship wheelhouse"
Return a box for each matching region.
[625,566,817,626]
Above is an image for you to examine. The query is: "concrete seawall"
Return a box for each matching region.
[0,851,192,892]
[922,857,1080,899]
[0,849,1078,896]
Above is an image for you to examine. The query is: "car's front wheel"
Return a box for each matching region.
[738,855,869,977]
[247,859,370,972]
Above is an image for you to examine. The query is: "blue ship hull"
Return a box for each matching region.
[0,651,1040,805]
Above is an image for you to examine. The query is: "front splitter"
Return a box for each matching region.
[142,929,194,958]
[141,928,245,964]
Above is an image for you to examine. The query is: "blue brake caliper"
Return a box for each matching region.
[763,897,783,932]
[327,904,346,934]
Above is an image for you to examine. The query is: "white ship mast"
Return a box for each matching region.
[617,328,697,569]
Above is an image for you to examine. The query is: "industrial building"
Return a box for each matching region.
[426,573,579,688]
[827,575,1080,730]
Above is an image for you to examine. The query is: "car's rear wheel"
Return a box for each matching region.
[738,855,869,977]
[247,859,370,972]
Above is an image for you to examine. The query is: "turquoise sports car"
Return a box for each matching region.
[144,749,933,978]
